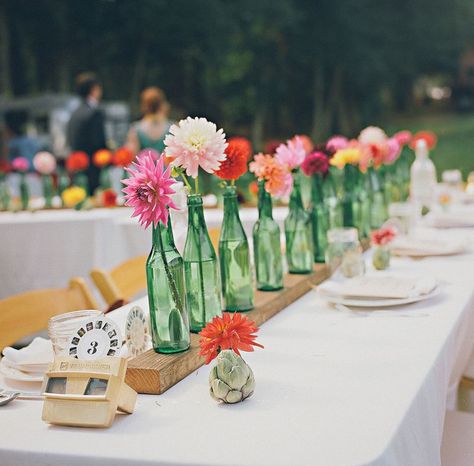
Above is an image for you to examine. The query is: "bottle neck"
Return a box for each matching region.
[257,180,273,219]
[289,173,304,210]
[311,174,324,204]
[152,218,176,252]
[187,193,206,230]
[343,164,357,191]
[222,185,240,219]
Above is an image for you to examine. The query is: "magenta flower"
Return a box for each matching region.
[12,157,30,172]
[301,151,329,176]
[122,149,177,229]
[393,130,412,146]
[326,136,349,153]
[275,136,306,171]
[384,138,401,165]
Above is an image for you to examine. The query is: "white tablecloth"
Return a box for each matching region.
[0,207,287,299]
[1,227,473,465]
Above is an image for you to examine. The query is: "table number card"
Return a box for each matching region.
[126,306,150,358]
[67,316,122,360]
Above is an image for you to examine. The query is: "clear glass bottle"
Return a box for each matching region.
[410,139,437,213]
[368,166,387,229]
[183,194,222,332]
[325,227,365,278]
[147,220,190,354]
[219,185,254,311]
[309,174,329,263]
[253,180,283,291]
[285,173,313,274]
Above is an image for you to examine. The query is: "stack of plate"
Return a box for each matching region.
[0,337,53,383]
[390,236,467,257]
[316,275,440,308]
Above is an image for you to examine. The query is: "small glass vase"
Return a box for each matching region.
[219,185,254,311]
[326,227,365,278]
[42,174,54,209]
[147,220,190,354]
[99,166,112,190]
[309,174,328,263]
[372,246,391,270]
[342,164,360,229]
[323,171,343,229]
[19,173,29,210]
[183,194,222,332]
[368,167,387,229]
[253,180,283,291]
[0,175,11,210]
[285,172,313,274]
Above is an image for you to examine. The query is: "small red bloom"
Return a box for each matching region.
[301,151,329,176]
[66,151,89,173]
[371,227,396,246]
[215,139,248,180]
[102,188,117,207]
[113,147,135,167]
[0,160,11,174]
[409,131,437,150]
[199,313,264,364]
[249,180,259,195]
[227,136,252,160]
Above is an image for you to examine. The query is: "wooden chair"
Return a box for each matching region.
[90,255,147,307]
[441,410,474,465]
[0,278,99,350]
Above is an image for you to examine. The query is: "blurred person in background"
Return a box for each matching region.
[3,110,40,168]
[67,72,107,193]
[126,86,173,154]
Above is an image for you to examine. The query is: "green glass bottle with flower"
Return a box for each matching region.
[12,157,30,210]
[249,153,285,290]
[33,151,57,209]
[0,160,11,211]
[66,151,90,195]
[164,117,225,329]
[122,149,190,353]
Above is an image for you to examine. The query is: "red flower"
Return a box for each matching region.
[199,313,264,364]
[113,147,135,167]
[215,139,248,180]
[371,227,396,246]
[0,160,11,174]
[264,139,283,155]
[228,136,252,160]
[102,188,117,207]
[93,149,113,167]
[409,131,437,150]
[249,180,259,195]
[301,151,329,176]
[66,151,89,172]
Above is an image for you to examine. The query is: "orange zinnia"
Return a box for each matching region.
[113,147,135,167]
[66,151,89,173]
[93,149,113,167]
[215,138,248,180]
[199,313,264,364]
[409,131,437,150]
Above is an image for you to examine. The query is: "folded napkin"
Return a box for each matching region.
[2,337,53,374]
[425,212,474,229]
[390,236,467,257]
[318,276,437,300]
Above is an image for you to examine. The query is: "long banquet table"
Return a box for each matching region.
[1,223,474,465]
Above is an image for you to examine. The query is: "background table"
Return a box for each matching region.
[1,226,473,465]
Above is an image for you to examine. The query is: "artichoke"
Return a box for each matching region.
[209,350,255,404]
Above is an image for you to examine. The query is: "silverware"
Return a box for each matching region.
[0,389,43,405]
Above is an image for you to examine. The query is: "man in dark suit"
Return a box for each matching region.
[67,72,107,194]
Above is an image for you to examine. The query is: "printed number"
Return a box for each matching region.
[87,341,99,355]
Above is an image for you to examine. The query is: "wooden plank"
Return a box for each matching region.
[125,263,330,395]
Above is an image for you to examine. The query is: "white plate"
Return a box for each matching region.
[316,286,441,308]
[0,359,45,383]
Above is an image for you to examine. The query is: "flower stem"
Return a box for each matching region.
[230,179,235,187]
[181,173,193,193]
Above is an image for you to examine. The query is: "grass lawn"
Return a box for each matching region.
[385,111,474,180]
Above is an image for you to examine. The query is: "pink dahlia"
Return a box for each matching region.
[291,134,314,154]
[393,130,412,146]
[249,153,293,198]
[164,117,227,178]
[384,138,401,165]
[122,149,177,229]
[301,151,329,176]
[33,151,56,175]
[275,136,306,171]
[326,135,349,153]
[12,157,30,172]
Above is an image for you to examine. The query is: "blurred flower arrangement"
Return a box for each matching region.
[371,226,396,270]
[33,152,57,208]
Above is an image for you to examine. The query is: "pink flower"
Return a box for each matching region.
[384,138,401,165]
[249,153,293,198]
[12,157,30,172]
[301,151,329,176]
[371,227,396,246]
[358,126,388,146]
[275,136,306,170]
[291,134,313,154]
[122,149,177,229]
[326,135,349,153]
[393,130,412,146]
[164,117,227,178]
[33,151,56,175]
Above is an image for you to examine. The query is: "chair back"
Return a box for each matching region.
[91,255,147,306]
[0,278,99,350]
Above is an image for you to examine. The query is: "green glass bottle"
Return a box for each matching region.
[99,167,112,190]
[368,166,387,229]
[323,171,343,229]
[342,164,360,228]
[253,181,283,291]
[19,173,29,210]
[42,174,54,209]
[74,171,89,194]
[146,220,190,354]
[285,173,313,274]
[183,194,222,332]
[309,174,329,263]
[357,170,371,239]
[219,185,254,311]
[0,175,10,210]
